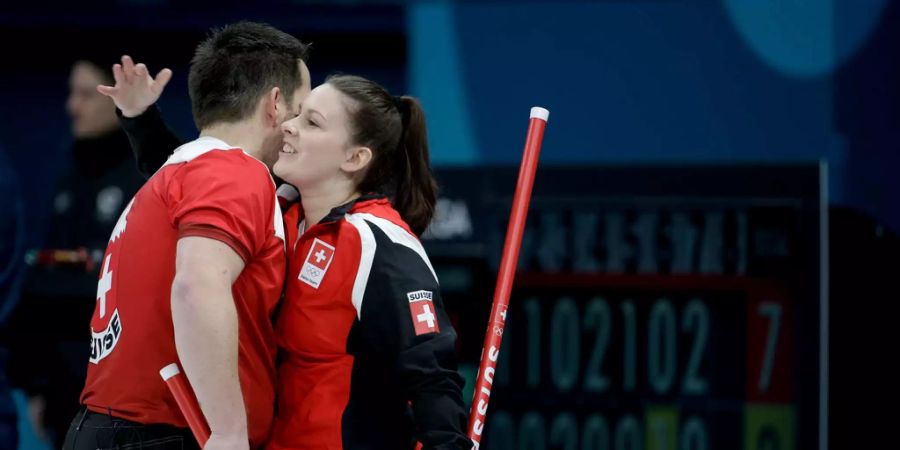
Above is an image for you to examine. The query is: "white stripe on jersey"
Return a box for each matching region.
[344,213,438,319]
[162,136,234,167]
[346,212,440,319]
[345,213,377,319]
[273,197,285,242]
[276,184,300,202]
[347,212,439,281]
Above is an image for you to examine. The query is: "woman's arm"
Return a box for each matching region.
[354,221,471,449]
[98,55,183,177]
[118,105,183,177]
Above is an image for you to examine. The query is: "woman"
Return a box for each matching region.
[268,75,469,450]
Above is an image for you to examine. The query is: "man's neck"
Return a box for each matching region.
[199,121,265,162]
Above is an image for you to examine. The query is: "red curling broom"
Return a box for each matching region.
[467,106,549,449]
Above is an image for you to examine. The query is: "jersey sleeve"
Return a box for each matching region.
[166,151,274,262]
[118,105,184,178]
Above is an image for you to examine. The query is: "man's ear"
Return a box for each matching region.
[263,87,282,126]
[341,146,373,174]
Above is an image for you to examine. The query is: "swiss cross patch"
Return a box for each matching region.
[298,238,335,288]
[407,290,440,335]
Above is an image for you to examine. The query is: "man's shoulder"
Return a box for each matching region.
[187,148,267,174]
[166,148,273,193]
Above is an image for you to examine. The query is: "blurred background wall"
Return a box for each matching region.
[3,0,897,229]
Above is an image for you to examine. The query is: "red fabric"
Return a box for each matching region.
[179,223,251,262]
[80,147,285,448]
[269,198,400,450]
[409,296,440,336]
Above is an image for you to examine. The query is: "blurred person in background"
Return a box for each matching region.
[1,55,146,448]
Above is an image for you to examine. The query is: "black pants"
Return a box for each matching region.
[62,407,200,450]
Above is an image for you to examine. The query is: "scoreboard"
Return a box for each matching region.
[424,165,826,450]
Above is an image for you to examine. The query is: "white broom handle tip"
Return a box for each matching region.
[160,363,181,380]
[530,107,549,122]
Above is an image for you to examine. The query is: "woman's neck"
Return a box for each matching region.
[301,181,361,228]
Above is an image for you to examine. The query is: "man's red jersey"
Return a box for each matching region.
[80,137,285,448]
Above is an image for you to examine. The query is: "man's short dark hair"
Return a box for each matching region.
[188,22,310,130]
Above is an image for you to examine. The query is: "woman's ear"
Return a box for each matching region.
[341,146,373,174]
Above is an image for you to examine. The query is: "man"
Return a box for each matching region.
[63,22,311,450]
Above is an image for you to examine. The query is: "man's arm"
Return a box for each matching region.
[97,55,182,178]
[171,236,248,450]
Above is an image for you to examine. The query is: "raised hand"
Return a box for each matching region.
[97,55,173,118]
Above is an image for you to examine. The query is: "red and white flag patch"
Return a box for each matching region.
[408,290,439,336]
[299,238,335,288]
